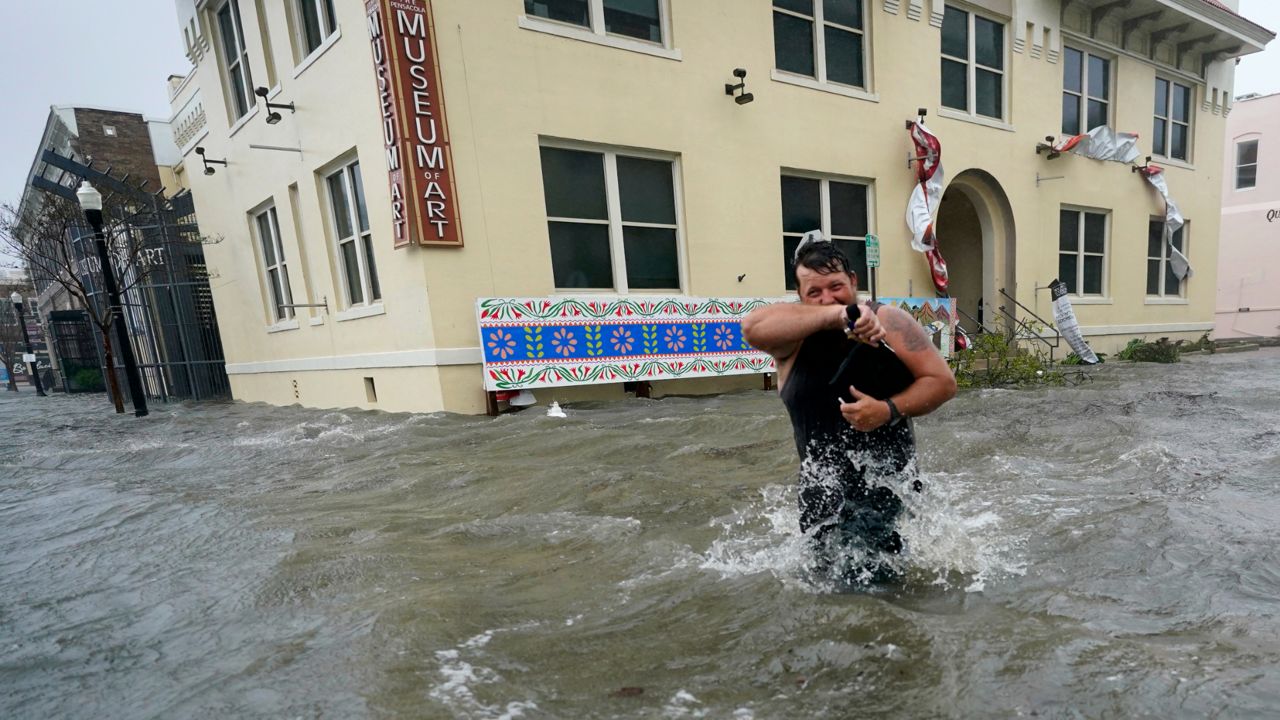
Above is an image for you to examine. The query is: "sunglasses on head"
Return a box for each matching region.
[792,229,829,265]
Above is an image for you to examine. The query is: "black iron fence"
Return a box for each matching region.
[30,151,230,402]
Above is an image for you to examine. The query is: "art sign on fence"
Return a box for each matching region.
[476,296,957,392]
[475,297,778,391]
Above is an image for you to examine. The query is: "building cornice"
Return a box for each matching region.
[1158,0,1276,50]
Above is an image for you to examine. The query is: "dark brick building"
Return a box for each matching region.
[66,108,165,191]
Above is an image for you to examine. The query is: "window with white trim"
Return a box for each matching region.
[524,0,666,44]
[1236,139,1258,190]
[215,0,255,121]
[538,144,681,292]
[941,5,1004,120]
[1147,219,1187,297]
[1059,208,1107,296]
[325,160,381,307]
[295,0,337,57]
[781,174,870,292]
[1062,46,1110,135]
[253,206,294,322]
[1154,78,1193,162]
[772,0,868,90]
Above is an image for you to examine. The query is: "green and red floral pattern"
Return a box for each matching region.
[476,297,778,390]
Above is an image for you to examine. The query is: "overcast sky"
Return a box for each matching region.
[0,1,1278,234]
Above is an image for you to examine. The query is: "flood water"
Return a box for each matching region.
[3,349,1280,719]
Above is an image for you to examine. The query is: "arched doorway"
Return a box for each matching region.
[937,169,1016,336]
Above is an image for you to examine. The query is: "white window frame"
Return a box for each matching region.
[771,0,871,92]
[940,4,1007,122]
[253,205,295,324]
[323,159,382,311]
[1147,219,1188,299]
[293,0,338,61]
[214,0,255,122]
[1059,206,1109,298]
[519,0,679,60]
[1061,45,1112,135]
[1235,139,1259,191]
[540,140,686,294]
[1154,77,1194,163]
[780,170,875,294]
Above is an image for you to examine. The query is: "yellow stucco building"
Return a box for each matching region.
[169,0,1271,414]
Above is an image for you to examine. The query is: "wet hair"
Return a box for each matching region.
[793,242,856,284]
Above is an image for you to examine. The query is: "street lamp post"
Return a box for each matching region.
[9,291,47,397]
[76,181,149,418]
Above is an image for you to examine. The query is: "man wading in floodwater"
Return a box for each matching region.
[742,236,957,582]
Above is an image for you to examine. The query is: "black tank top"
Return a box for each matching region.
[780,329,916,480]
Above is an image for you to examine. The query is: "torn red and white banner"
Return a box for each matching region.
[1138,165,1193,281]
[905,121,948,294]
[1050,280,1100,364]
[1054,126,1142,164]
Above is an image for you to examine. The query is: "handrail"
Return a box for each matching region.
[996,288,1061,364]
[954,305,990,335]
[998,287,1057,331]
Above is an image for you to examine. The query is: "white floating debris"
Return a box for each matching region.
[546,401,567,418]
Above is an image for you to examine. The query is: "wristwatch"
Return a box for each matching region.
[884,397,903,426]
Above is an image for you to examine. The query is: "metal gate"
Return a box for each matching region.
[47,309,103,393]
[30,150,231,402]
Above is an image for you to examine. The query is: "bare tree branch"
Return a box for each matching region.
[0,188,216,411]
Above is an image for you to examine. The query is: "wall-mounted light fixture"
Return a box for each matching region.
[1035,135,1063,160]
[254,86,295,125]
[725,68,753,105]
[194,146,227,176]
[1131,155,1155,174]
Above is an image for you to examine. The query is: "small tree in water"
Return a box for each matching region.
[950,332,1066,388]
[0,191,209,413]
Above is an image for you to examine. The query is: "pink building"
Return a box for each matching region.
[1217,92,1280,339]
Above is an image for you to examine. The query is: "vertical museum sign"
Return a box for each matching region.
[366,0,463,247]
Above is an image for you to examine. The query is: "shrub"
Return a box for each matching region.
[1060,351,1106,366]
[950,332,1065,388]
[1115,337,1181,363]
[1180,332,1215,354]
[71,367,106,392]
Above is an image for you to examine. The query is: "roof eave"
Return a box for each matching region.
[1158,0,1275,56]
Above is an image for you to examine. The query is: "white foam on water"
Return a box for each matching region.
[700,485,813,588]
[898,476,1027,587]
[428,630,539,719]
[662,689,707,718]
[447,512,642,544]
[666,444,707,458]
[1116,441,1194,475]
[699,445,1027,591]
[492,701,537,720]
[462,631,493,649]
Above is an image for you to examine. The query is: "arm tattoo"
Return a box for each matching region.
[886,310,932,352]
